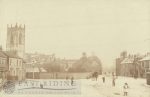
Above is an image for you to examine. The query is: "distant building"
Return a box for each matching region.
[24,53,55,65]
[67,53,102,73]
[139,53,150,76]
[116,51,148,78]
[60,59,77,72]
[120,56,134,76]
[6,23,25,58]
[116,51,127,76]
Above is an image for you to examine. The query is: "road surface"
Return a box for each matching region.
[0,76,150,97]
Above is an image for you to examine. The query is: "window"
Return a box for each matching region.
[0,59,3,64]
[9,59,12,65]
[142,63,144,67]
[17,60,18,66]
[0,59,1,64]
[0,72,2,78]
[19,33,23,44]
[2,59,3,64]
[3,59,5,64]
[20,60,22,67]
[14,70,15,76]
[148,60,150,68]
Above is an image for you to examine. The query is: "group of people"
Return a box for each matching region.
[101,75,116,86]
[101,74,129,96]
[67,73,130,96]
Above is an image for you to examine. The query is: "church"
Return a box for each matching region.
[4,23,26,80]
[6,23,25,58]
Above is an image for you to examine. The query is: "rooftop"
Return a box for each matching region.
[121,58,134,64]
[140,55,150,61]
[3,51,22,59]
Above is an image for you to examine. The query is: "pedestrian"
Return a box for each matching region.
[123,83,129,96]
[40,83,43,89]
[66,76,68,80]
[112,78,115,87]
[71,76,74,86]
[102,76,105,83]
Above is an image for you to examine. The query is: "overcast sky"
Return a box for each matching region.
[0,0,150,68]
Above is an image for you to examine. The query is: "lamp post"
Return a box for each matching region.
[65,63,69,79]
[32,60,36,79]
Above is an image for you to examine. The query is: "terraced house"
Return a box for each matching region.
[4,52,25,80]
[0,48,8,84]
[116,51,149,78]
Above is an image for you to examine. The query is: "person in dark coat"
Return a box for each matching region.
[71,76,74,86]
[102,76,105,83]
[112,77,115,87]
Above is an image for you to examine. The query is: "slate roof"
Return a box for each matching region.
[140,55,150,61]
[121,58,134,64]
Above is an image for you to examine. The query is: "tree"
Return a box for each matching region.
[68,53,102,73]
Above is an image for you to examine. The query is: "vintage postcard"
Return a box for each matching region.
[0,0,150,97]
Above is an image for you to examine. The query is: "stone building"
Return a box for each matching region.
[4,52,24,80]
[116,51,148,78]
[0,48,8,84]
[6,23,25,58]
[116,51,127,76]
[120,56,134,77]
[139,54,150,77]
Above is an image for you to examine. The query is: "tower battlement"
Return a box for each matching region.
[7,23,25,30]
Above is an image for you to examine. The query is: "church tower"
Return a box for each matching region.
[6,23,25,58]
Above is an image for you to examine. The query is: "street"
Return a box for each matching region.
[1,76,150,97]
[86,76,150,97]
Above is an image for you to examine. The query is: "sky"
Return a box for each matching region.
[0,0,150,68]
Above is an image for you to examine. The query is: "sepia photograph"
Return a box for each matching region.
[0,0,150,97]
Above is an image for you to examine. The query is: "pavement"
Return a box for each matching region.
[0,76,149,97]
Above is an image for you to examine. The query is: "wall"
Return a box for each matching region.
[40,72,92,79]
